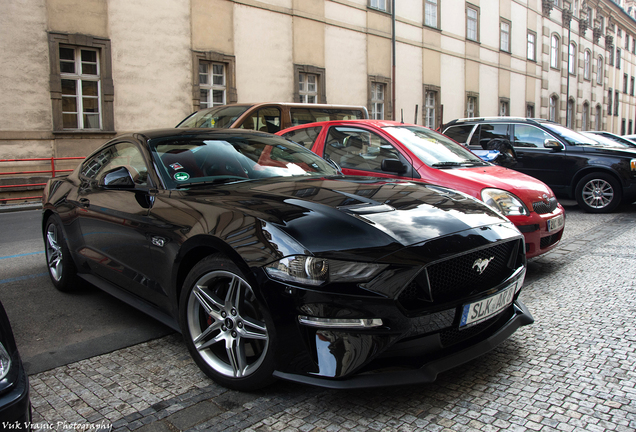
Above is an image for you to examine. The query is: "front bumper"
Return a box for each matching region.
[509,206,565,258]
[274,299,533,389]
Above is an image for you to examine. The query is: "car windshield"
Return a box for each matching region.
[150,134,338,188]
[581,132,632,148]
[177,105,250,128]
[541,123,598,146]
[383,126,487,167]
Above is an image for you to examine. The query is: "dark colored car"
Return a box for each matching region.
[582,131,636,148]
[277,120,564,259]
[0,300,31,428]
[443,117,636,213]
[42,129,532,390]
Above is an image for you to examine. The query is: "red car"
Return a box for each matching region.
[277,120,565,258]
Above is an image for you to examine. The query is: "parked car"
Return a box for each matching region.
[278,120,565,259]
[621,134,636,144]
[442,117,636,213]
[0,300,31,427]
[582,131,636,148]
[42,128,532,390]
[177,102,368,133]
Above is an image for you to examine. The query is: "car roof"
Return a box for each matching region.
[281,119,426,131]
[132,128,279,141]
[444,117,557,127]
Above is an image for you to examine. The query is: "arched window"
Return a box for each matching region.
[567,99,575,128]
[595,104,602,131]
[597,56,604,84]
[549,95,559,122]
[582,102,589,130]
[568,43,576,75]
[584,50,591,80]
[551,35,560,69]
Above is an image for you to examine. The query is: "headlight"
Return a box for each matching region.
[0,342,11,380]
[265,256,387,286]
[481,188,529,216]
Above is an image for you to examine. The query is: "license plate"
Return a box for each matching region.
[547,214,564,233]
[459,283,516,328]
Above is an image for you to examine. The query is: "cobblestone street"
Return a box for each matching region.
[28,204,636,432]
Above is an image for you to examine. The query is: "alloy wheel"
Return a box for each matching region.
[186,270,269,378]
[45,223,63,282]
[581,178,614,209]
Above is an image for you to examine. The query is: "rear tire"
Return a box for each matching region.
[575,173,622,213]
[179,255,276,391]
[44,215,81,291]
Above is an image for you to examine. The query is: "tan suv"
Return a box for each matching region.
[177,102,368,134]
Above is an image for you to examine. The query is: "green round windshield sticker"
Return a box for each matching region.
[174,172,190,181]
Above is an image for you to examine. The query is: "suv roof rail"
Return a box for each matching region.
[443,116,553,128]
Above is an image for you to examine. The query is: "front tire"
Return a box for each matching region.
[44,215,81,291]
[575,173,622,213]
[179,255,276,391]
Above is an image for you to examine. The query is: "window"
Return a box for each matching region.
[526,104,535,118]
[369,0,388,12]
[549,95,558,122]
[631,77,635,96]
[527,32,536,61]
[572,0,578,17]
[294,65,326,104]
[617,49,621,69]
[582,102,589,131]
[595,105,602,131]
[239,107,281,133]
[567,99,575,128]
[568,43,576,75]
[512,125,553,148]
[467,6,479,42]
[192,51,237,111]
[499,99,509,117]
[626,34,630,50]
[615,90,619,116]
[597,56,604,84]
[425,90,437,128]
[624,74,629,94]
[370,82,385,120]
[608,89,613,115]
[198,62,226,109]
[59,46,101,129]
[324,126,405,174]
[552,0,561,6]
[610,47,614,66]
[81,142,149,186]
[500,20,510,53]
[629,120,633,135]
[550,35,560,69]
[466,95,477,118]
[425,0,438,28]
[584,50,591,80]
[48,33,114,132]
[622,118,626,135]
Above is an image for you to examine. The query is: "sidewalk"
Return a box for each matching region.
[0,201,42,213]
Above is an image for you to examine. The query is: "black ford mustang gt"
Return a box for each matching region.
[41,129,533,390]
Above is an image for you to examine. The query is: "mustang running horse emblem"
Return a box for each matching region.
[472,257,494,274]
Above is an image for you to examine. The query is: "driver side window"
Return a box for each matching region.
[81,142,149,186]
[323,126,401,172]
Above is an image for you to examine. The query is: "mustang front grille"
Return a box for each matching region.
[398,239,522,311]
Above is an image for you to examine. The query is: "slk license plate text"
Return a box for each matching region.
[460,284,516,328]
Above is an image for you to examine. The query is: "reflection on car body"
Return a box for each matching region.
[42,128,532,391]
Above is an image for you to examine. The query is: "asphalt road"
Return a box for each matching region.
[0,209,173,374]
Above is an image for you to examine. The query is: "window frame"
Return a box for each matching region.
[192,51,237,111]
[499,98,510,117]
[500,19,511,53]
[368,0,390,13]
[368,75,392,120]
[466,5,480,43]
[583,49,591,80]
[582,102,589,131]
[48,32,114,133]
[294,65,327,104]
[597,56,604,85]
[423,84,441,129]
[550,34,560,70]
[527,31,537,62]
[466,92,479,118]
[549,95,559,122]
[568,42,576,75]
[617,48,621,69]
[424,0,439,29]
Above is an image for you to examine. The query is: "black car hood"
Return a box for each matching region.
[579,145,636,156]
[176,176,512,254]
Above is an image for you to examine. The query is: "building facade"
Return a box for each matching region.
[1,0,636,162]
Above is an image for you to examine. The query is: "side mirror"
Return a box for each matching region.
[381,158,407,174]
[544,139,564,151]
[100,166,136,189]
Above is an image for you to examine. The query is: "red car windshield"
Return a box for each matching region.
[383,126,486,167]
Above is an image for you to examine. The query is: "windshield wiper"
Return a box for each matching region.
[175,177,249,188]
